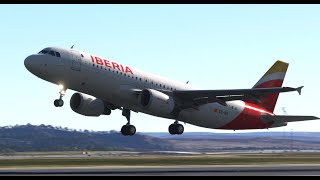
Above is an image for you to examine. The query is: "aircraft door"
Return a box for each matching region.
[71,50,81,71]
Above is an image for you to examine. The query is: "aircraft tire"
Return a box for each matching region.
[58,99,64,107]
[169,124,175,135]
[176,124,184,135]
[121,125,136,136]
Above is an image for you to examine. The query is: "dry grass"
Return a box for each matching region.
[0,153,320,168]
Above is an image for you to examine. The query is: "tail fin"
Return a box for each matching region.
[252,60,289,112]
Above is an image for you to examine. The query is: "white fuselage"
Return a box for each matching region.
[25,47,251,130]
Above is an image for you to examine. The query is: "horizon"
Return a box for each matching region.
[3,123,319,134]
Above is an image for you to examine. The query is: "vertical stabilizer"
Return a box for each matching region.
[252,60,289,112]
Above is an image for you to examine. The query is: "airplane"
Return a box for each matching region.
[24,47,319,136]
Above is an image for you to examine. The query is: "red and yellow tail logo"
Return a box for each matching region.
[251,60,289,112]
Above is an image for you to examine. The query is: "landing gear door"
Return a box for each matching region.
[71,50,81,71]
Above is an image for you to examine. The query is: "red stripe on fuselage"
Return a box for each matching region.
[219,102,273,130]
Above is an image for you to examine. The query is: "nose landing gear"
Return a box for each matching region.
[54,84,66,107]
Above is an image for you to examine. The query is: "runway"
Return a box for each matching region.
[1,165,320,176]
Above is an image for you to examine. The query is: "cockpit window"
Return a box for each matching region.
[38,49,49,54]
[38,49,61,58]
[48,51,55,56]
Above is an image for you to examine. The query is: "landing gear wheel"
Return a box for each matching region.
[54,100,59,107]
[176,124,184,135]
[121,125,128,136]
[54,99,64,107]
[121,125,136,136]
[127,125,136,136]
[169,124,175,135]
[168,123,184,135]
[58,99,64,107]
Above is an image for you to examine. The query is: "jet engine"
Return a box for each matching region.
[70,93,111,116]
[138,89,175,115]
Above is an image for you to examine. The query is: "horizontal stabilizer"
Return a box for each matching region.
[174,86,301,100]
[171,86,303,109]
[262,115,319,123]
[296,86,304,95]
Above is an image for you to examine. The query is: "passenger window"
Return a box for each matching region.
[48,51,55,56]
[56,52,61,57]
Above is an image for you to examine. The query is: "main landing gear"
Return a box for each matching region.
[169,121,184,135]
[121,108,136,136]
[54,84,66,107]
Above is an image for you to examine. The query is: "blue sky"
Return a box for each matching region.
[0,4,319,133]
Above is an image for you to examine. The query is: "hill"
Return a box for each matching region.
[1,124,320,152]
[0,124,172,152]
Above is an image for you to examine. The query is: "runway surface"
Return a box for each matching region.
[1,165,320,176]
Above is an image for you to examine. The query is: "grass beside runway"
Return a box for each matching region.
[0,154,320,167]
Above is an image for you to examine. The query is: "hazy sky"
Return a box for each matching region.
[1,4,319,133]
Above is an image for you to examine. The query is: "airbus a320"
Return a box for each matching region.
[24,47,319,136]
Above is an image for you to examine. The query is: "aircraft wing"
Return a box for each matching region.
[261,115,320,123]
[171,86,303,108]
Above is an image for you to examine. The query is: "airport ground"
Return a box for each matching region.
[1,151,320,175]
[1,151,320,167]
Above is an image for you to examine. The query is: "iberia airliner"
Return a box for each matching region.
[24,47,319,136]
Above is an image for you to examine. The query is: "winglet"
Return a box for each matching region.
[296,86,304,95]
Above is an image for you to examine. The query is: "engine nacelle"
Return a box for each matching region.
[138,89,175,115]
[70,93,108,116]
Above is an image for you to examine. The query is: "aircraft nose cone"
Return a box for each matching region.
[24,55,33,72]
